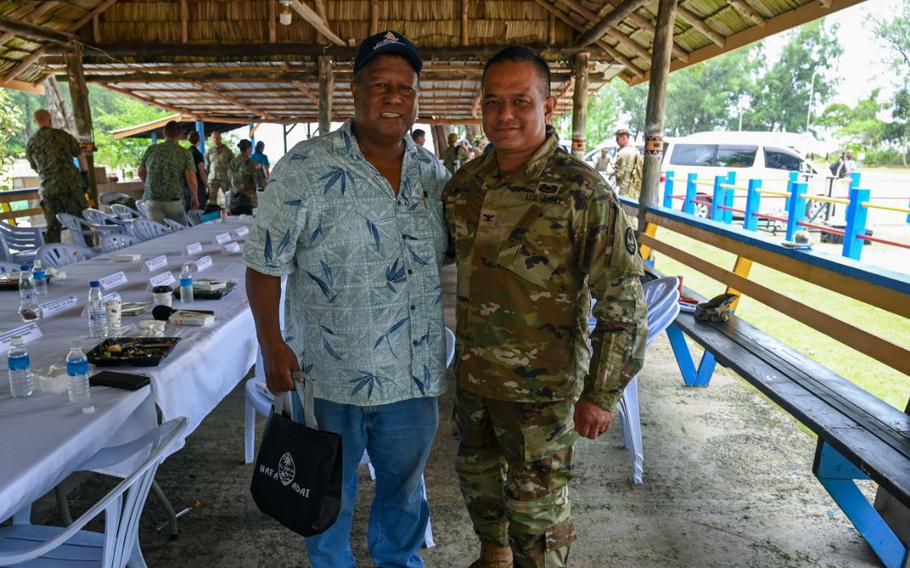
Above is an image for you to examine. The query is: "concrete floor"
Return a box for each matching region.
[29,265,884,567]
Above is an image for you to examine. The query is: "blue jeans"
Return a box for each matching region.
[302,396,439,568]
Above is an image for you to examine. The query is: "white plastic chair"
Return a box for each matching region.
[185,210,204,226]
[162,218,186,231]
[82,208,126,235]
[0,221,44,264]
[589,277,680,485]
[56,213,102,250]
[100,233,137,253]
[36,243,98,268]
[129,219,169,241]
[134,200,151,220]
[0,261,20,273]
[110,204,140,220]
[0,417,188,568]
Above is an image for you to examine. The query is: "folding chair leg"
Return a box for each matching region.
[667,324,717,387]
[621,376,644,485]
[54,479,74,526]
[244,394,256,464]
[614,397,628,449]
[151,480,179,540]
[814,441,907,568]
[128,539,149,568]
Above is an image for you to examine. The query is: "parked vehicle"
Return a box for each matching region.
[660,131,820,219]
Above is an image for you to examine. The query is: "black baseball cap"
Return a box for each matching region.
[353,30,422,76]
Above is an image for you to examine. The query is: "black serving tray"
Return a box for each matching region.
[87,337,181,367]
[172,280,236,300]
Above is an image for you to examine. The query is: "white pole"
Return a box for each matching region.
[806,69,819,133]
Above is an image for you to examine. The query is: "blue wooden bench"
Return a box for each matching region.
[631,201,910,568]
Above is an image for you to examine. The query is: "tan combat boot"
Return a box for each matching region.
[468,543,513,568]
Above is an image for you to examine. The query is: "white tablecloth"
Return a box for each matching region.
[0,219,258,519]
[0,384,154,522]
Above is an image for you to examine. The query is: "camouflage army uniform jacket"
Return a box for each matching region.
[140,141,195,201]
[611,145,643,199]
[25,127,82,198]
[444,126,647,410]
[229,155,267,197]
[205,143,233,184]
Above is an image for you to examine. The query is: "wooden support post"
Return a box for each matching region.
[318,55,334,135]
[64,44,98,206]
[570,51,588,159]
[638,0,676,233]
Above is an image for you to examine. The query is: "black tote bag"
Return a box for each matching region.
[250,373,343,536]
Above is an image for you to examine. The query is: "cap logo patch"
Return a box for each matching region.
[374,31,400,50]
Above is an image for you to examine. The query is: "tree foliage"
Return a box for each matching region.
[0,90,23,189]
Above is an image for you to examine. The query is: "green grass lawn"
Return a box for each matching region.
[653,230,910,411]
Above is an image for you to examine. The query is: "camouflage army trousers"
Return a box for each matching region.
[40,189,88,243]
[455,383,578,567]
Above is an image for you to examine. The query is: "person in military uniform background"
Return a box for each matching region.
[441,131,469,174]
[138,120,198,224]
[25,109,89,243]
[205,130,234,207]
[610,127,643,199]
[443,47,648,568]
[227,139,266,215]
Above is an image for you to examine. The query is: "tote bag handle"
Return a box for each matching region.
[272,371,318,429]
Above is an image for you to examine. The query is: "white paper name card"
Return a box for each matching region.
[99,271,128,291]
[0,322,42,349]
[144,255,168,272]
[214,232,233,245]
[148,271,177,289]
[233,226,250,238]
[39,295,78,319]
[193,256,213,273]
[184,242,203,256]
[224,242,242,254]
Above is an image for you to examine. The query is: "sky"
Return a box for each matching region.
[246,0,903,161]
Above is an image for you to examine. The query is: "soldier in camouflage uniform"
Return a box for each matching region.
[205,130,234,207]
[441,131,469,174]
[444,47,648,568]
[138,121,198,224]
[227,139,266,215]
[610,127,643,199]
[25,109,88,243]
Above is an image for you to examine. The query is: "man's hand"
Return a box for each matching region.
[189,193,200,210]
[261,340,300,395]
[574,399,613,440]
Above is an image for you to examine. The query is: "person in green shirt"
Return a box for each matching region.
[138,121,198,224]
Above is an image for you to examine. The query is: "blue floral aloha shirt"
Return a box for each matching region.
[244,120,450,406]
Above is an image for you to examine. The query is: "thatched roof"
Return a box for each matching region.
[0,0,864,123]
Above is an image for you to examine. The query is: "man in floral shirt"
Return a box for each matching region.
[244,31,449,568]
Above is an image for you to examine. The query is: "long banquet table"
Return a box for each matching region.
[0,218,258,522]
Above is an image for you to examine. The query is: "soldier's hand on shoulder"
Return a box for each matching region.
[574,399,613,440]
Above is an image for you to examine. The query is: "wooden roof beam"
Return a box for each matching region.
[531,0,642,79]
[268,0,277,43]
[727,0,766,27]
[0,1,62,47]
[674,4,725,47]
[180,0,189,43]
[624,10,689,61]
[196,82,269,119]
[291,79,320,104]
[462,0,470,47]
[0,14,77,46]
[289,0,345,46]
[559,0,651,61]
[576,0,649,46]
[101,82,190,115]
[68,0,121,35]
[370,0,380,35]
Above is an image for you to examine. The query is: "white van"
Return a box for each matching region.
[661,131,819,218]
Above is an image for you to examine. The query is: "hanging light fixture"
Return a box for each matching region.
[279,0,292,26]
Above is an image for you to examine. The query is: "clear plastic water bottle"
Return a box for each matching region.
[179,264,194,304]
[31,259,48,296]
[7,335,34,398]
[66,341,91,405]
[88,281,109,338]
[18,265,39,322]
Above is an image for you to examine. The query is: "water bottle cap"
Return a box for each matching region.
[90,280,101,287]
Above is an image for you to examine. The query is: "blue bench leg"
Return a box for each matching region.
[667,324,717,387]
[814,441,908,568]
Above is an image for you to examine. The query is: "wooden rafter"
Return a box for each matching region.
[462,0,470,47]
[291,79,319,104]
[728,0,765,27]
[674,4,725,47]
[576,0,649,46]
[68,0,121,35]
[268,0,277,43]
[0,1,61,47]
[196,82,269,119]
[624,10,689,61]
[0,15,76,46]
[100,82,190,115]
[560,0,651,61]
[370,0,380,35]
[531,0,642,78]
[180,0,189,43]
[297,0,344,46]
